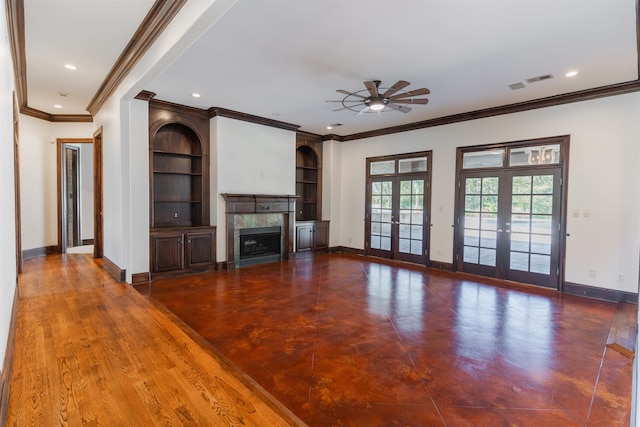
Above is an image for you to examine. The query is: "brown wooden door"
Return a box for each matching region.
[152,233,184,272]
[186,228,215,268]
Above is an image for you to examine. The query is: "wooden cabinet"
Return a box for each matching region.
[149,100,215,278]
[296,133,322,221]
[296,220,329,253]
[151,227,216,275]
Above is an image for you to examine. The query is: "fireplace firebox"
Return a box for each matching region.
[239,227,282,267]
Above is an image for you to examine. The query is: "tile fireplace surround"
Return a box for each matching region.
[221,194,297,270]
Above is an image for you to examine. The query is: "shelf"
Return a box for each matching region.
[152,150,202,158]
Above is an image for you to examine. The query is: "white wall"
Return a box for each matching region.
[212,116,296,261]
[0,0,17,372]
[333,92,640,293]
[18,115,93,250]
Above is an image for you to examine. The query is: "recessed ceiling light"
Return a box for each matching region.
[53,104,63,109]
[565,71,579,77]
[64,64,77,70]
[326,123,343,130]
[191,93,201,98]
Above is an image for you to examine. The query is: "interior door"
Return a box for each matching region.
[64,146,80,248]
[368,178,394,259]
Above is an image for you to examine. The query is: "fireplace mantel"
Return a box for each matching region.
[221,194,297,270]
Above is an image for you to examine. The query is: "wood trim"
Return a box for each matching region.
[131,272,151,285]
[335,246,366,256]
[86,0,188,115]
[0,286,19,426]
[135,90,156,102]
[6,0,26,111]
[429,260,454,271]
[82,239,94,246]
[564,281,638,304]
[102,256,126,282]
[336,81,640,142]
[208,107,300,132]
[21,106,92,122]
[22,246,59,260]
[93,127,104,258]
[13,93,22,275]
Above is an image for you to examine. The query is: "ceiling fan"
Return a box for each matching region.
[328,80,430,114]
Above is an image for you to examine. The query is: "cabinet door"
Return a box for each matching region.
[152,234,184,272]
[313,222,329,250]
[296,224,314,252]
[186,229,215,268]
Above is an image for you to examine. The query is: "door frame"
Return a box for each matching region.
[56,138,93,254]
[93,127,104,259]
[365,151,432,265]
[453,135,570,290]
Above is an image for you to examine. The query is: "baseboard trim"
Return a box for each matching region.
[564,282,638,303]
[102,256,126,282]
[82,239,94,246]
[429,260,454,271]
[22,245,59,260]
[333,246,365,256]
[131,272,151,285]
[0,285,19,425]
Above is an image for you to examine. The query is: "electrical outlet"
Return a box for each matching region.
[583,210,591,218]
[588,269,597,278]
[174,212,178,218]
[618,273,624,282]
[572,209,579,217]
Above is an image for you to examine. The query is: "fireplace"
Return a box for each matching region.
[222,194,297,270]
[239,227,282,267]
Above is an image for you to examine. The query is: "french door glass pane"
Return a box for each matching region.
[371,180,393,250]
[398,179,424,255]
[463,176,499,267]
[509,174,553,274]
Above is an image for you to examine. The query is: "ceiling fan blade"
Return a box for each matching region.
[337,89,367,99]
[332,102,365,112]
[392,98,429,105]
[363,81,379,97]
[386,103,412,113]
[389,87,431,100]
[381,80,410,98]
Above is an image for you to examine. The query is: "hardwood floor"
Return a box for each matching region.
[5,255,305,426]
[139,253,633,426]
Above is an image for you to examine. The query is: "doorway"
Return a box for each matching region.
[365,152,432,265]
[454,137,569,289]
[56,138,94,254]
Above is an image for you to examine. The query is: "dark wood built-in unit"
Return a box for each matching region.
[295,220,329,254]
[295,133,329,254]
[296,133,322,221]
[149,100,215,278]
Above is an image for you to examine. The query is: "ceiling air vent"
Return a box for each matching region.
[526,74,554,84]
[509,82,526,90]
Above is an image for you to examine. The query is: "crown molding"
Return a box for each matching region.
[86,0,187,115]
[208,107,300,132]
[336,80,640,142]
[21,106,93,123]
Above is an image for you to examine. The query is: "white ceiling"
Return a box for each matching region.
[23,0,638,136]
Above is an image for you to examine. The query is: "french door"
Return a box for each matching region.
[457,168,562,288]
[366,153,431,265]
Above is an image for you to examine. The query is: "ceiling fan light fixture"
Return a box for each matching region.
[369,98,385,111]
